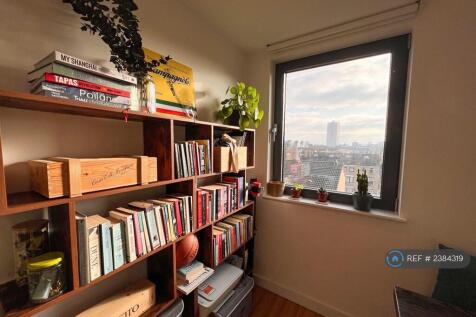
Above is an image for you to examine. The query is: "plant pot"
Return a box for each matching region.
[317,192,328,203]
[226,111,240,127]
[267,181,285,197]
[352,193,373,211]
[291,188,302,199]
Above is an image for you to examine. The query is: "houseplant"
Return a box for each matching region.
[218,82,264,131]
[64,0,171,109]
[317,187,329,203]
[352,169,372,211]
[290,183,304,199]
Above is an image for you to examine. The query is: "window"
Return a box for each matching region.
[273,35,410,211]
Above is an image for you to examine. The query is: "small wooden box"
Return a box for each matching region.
[213,147,247,173]
[29,156,158,198]
[76,279,155,317]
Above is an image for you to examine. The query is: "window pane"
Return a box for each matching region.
[282,53,391,197]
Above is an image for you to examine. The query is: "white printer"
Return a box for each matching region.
[198,263,243,317]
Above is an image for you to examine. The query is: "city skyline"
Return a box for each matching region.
[284,53,392,145]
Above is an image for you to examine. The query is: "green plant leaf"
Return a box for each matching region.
[223,105,234,118]
[257,109,264,120]
[230,86,238,95]
[239,115,250,130]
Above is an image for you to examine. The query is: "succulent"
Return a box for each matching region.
[218,82,264,131]
[293,183,304,191]
[318,187,326,194]
[356,169,370,196]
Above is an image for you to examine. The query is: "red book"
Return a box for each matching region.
[205,192,210,225]
[197,190,203,228]
[163,198,183,237]
[43,73,130,97]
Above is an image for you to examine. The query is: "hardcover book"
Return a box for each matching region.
[88,215,114,275]
[106,217,126,269]
[86,216,103,281]
[76,212,90,285]
[109,210,137,262]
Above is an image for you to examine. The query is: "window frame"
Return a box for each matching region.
[273,34,410,211]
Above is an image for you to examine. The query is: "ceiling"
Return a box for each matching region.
[179,0,414,52]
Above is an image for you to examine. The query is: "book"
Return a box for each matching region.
[106,217,126,270]
[117,207,144,257]
[195,140,211,173]
[129,201,161,250]
[88,215,113,275]
[76,212,90,285]
[85,216,103,281]
[177,267,214,295]
[28,62,134,91]
[148,203,166,247]
[32,82,130,109]
[33,73,130,97]
[138,211,151,253]
[177,260,205,280]
[222,175,245,207]
[162,198,183,237]
[33,51,137,84]
[109,210,137,262]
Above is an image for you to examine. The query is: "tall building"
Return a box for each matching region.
[326,121,340,147]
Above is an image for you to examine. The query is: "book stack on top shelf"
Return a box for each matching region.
[28,51,138,110]
[174,140,211,178]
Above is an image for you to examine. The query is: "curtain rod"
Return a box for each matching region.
[266,0,420,53]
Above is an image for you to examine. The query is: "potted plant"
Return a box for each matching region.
[317,187,329,203]
[218,82,264,131]
[352,169,373,211]
[290,183,304,199]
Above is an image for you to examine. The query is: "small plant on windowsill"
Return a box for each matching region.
[290,183,304,199]
[352,169,373,211]
[317,187,329,203]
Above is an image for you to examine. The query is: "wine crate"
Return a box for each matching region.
[29,156,158,198]
[213,147,247,173]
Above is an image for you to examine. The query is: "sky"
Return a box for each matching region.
[284,53,391,145]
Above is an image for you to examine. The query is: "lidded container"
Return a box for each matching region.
[26,251,66,303]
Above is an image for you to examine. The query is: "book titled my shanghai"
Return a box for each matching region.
[33,82,130,109]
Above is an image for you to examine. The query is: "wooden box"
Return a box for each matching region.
[213,147,247,173]
[29,156,158,198]
[76,279,155,317]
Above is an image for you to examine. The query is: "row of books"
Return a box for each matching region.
[75,195,192,285]
[197,175,246,227]
[29,51,139,110]
[213,214,254,266]
[174,140,211,178]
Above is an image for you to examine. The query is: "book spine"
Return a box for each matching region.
[76,217,90,285]
[100,223,114,275]
[145,208,160,249]
[88,226,102,281]
[180,144,188,178]
[138,211,150,254]
[37,51,137,84]
[111,223,126,269]
[197,190,202,228]
[153,206,165,246]
[160,207,170,243]
[173,201,183,237]
[168,205,177,240]
[36,82,130,108]
[44,73,130,97]
[131,213,143,257]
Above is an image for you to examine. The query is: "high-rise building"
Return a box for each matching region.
[326,121,340,147]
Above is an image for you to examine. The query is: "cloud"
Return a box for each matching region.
[284,53,391,144]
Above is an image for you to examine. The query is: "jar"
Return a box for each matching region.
[26,252,66,303]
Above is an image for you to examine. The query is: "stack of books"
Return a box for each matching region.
[197,175,246,224]
[213,214,253,266]
[176,260,214,295]
[174,140,211,178]
[75,194,193,286]
[28,51,138,110]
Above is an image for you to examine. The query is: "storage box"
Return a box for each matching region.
[76,279,155,317]
[159,298,184,317]
[198,263,243,317]
[215,276,254,317]
[29,156,158,198]
[213,147,247,173]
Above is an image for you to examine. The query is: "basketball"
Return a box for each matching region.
[176,234,199,268]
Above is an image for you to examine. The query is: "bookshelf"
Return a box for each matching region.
[0,89,256,317]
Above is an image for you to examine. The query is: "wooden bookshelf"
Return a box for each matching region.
[0,90,256,317]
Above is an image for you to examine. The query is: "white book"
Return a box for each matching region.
[85,217,102,281]
[109,210,137,262]
[33,51,137,84]
[138,211,151,253]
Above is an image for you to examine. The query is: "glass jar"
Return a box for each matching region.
[26,252,66,303]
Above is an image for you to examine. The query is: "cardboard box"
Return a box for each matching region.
[29,156,157,198]
[76,279,156,317]
[213,147,247,173]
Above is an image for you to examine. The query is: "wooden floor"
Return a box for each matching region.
[251,286,325,317]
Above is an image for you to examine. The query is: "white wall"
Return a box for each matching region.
[0,1,244,315]
[246,0,476,316]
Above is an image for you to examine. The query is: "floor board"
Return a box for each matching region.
[251,286,325,317]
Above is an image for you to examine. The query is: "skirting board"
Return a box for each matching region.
[254,274,353,317]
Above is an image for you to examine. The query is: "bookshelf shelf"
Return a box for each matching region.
[0,89,256,316]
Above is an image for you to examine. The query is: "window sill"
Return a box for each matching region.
[261,194,407,223]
